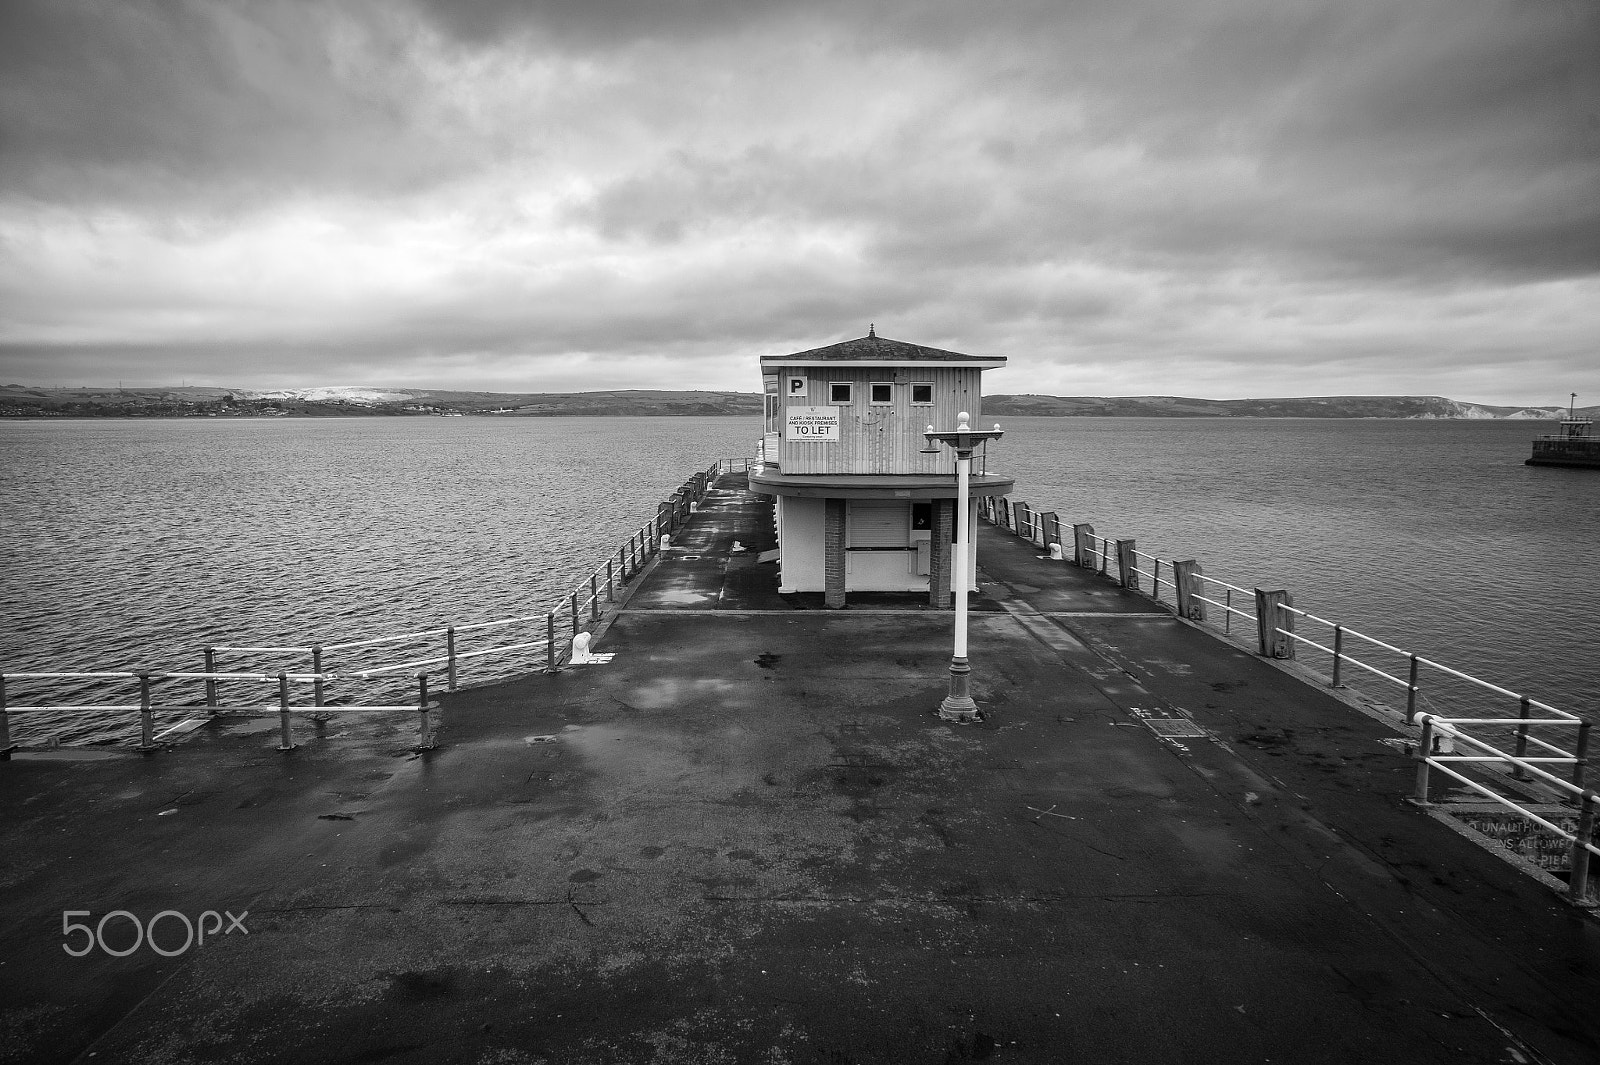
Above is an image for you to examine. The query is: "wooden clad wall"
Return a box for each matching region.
[778,366,985,474]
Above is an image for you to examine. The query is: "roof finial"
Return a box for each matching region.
[868,323,875,337]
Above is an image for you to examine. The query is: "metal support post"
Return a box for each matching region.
[312,645,326,706]
[136,672,156,754]
[570,593,580,637]
[1412,717,1434,803]
[1331,627,1344,688]
[1569,792,1595,906]
[606,559,615,602]
[0,674,14,758]
[545,613,557,673]
[416,673,436,751]
[1513,696,1532,779]
[1116,539,1138,591]
[204,647,218,710]
[1573,721,1591,789]
[1405,654,1420,723]
[445,629,458,691]
[590,575,600,621]
[275,672,296,752]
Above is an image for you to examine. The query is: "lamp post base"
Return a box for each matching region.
[938,656,981,723]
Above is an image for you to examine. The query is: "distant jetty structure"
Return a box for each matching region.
[1526,392,1599,468]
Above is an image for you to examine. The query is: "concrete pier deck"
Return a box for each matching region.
[3,472,1597,1064]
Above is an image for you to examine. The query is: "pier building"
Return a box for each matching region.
[750,329,1014,607]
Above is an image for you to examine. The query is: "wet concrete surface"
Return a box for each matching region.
[1,473,1596,1064]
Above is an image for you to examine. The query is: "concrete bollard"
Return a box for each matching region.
[1049,542,1064,561]
[1255,589,1295,659]
[1073,523,1095,567]
[1116,539,1138,591]
[570,632,595,664]
[1173,560,1205,621]
[660,534,670,550]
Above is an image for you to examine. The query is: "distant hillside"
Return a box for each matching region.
[983,395,1593,420]
[3,384,1587,421]
[0,385,762,418]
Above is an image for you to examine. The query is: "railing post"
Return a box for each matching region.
[445,629,458,691]
[204,647,218,711]
[590,575,601,621]
[1041,512,1062,555]
[1254,590,1295,659]
[275,671,296,752]
[1413,717,1434,803]
[312,645,326,706]
[1331,626,1344,688]
[1097,537,1109,576]
[606,559,615,602]
[416,673,435,751]
[570,592,580,637]
[1513,696,1532,779]
[0,674,14,759]
[1405,654,1420,723]
[1151,558,1162,599]
[1574,721,1592,790]
[1568,792,1595,905]
[1173,561,1205,621]
[545,612,557,673]
[1115,539,1138,591]
[136,672,157,754]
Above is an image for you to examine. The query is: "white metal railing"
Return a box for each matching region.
[980,493,1596,904]
[1,459,745,755]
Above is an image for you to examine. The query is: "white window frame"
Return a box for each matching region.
[869,381,894,405]
[910,383,935,405]
[829,381,854,404]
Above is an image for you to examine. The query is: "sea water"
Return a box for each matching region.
[1,415,1594,744]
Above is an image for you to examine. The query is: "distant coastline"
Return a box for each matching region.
[0,384,1587,420]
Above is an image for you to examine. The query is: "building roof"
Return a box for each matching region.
[760,332,1005,369]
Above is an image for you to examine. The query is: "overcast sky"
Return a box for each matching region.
[1,0,1596,403]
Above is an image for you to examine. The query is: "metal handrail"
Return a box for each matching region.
[982,489,1595,902]
[2,460,739,752]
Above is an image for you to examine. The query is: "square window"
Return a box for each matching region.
[829,382,853,403]
[910,384,934,404]
[870,382,893,404]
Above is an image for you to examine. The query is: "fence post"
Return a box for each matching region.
[570,593,580,637]
[1254,589,1295,659]
[1412,717,1434,803]
[545,612,557,673]
[1073,524,1095,567]
[1116,539,1138,591]
[1173,561,1205,621]
[312,645,326,706]
[0,674,11,758]
[1568,793,1595,905]
[1405,654,1420,723]
[607,559,615,602]
[1574,721,1592,790]
[204,647,219,711]
[1041,512,1062,554]
[1331,626,1344,688]
[445,629,458,691]
[1151,558,1162,599]
[136,672,157,754]
[275,671,296,752]
[590,575,601,621]
[416,673,436,751]
[1224,588,1232,634]
[1513,696,1532,779]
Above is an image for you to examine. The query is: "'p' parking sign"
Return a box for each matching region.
[787,376,807,398]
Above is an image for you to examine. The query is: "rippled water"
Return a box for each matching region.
[3,415,1595,745]
[993,417,1599,721]
[0,417,758,743]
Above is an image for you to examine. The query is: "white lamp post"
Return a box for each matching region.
[924,412,1004,722]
